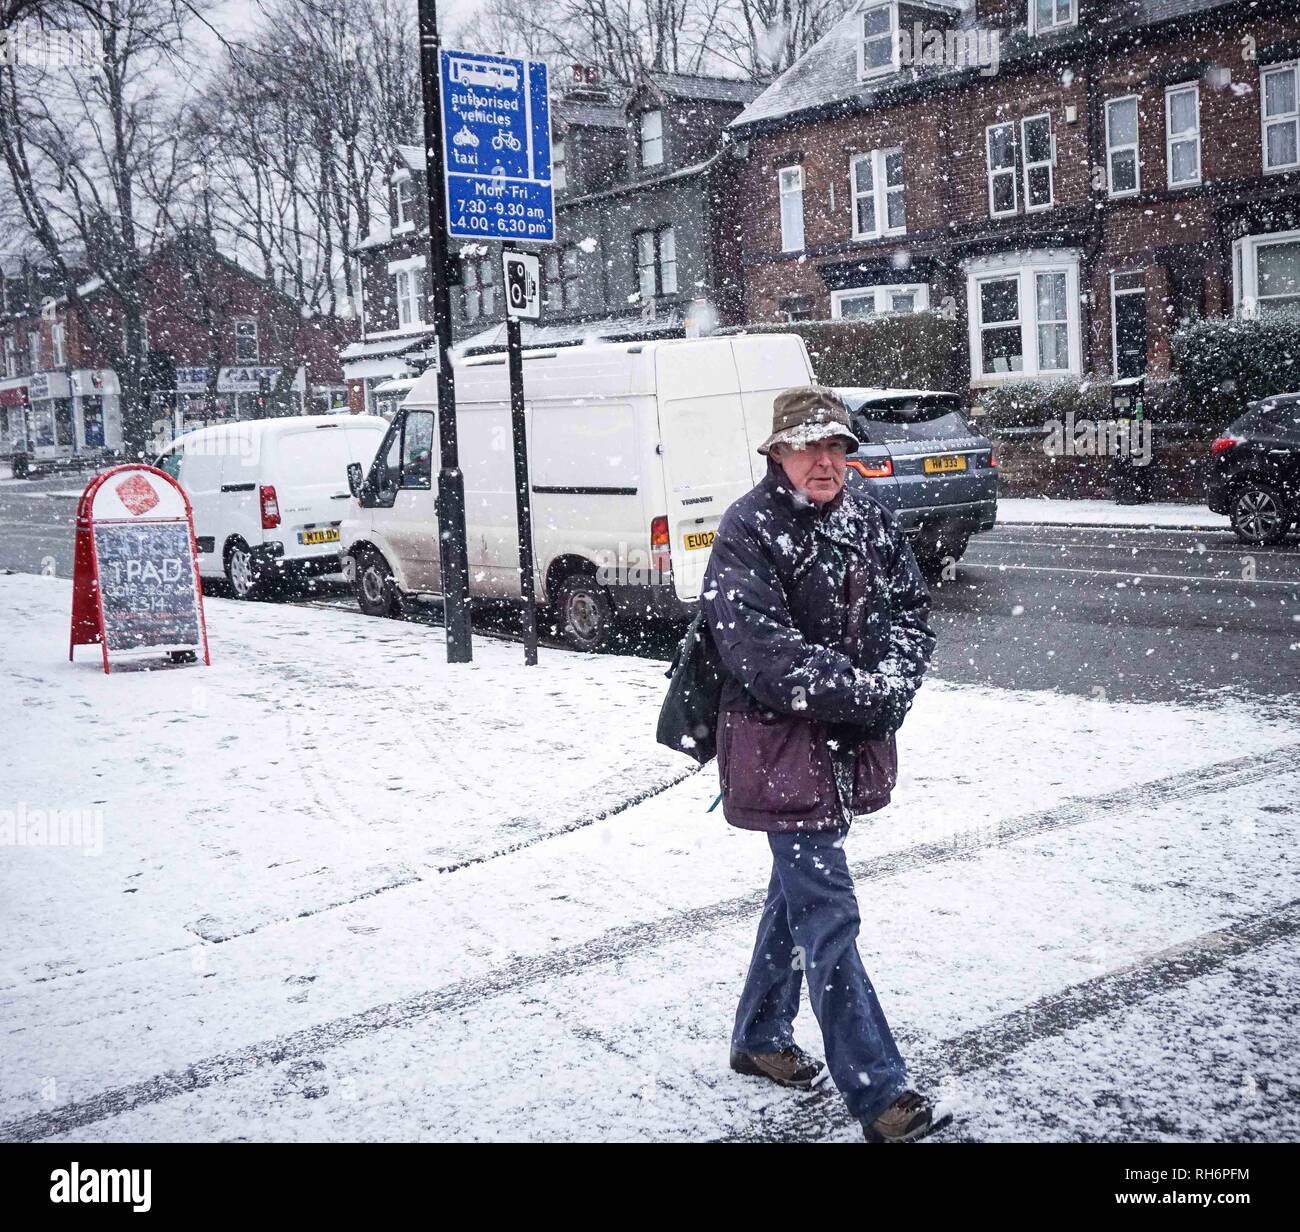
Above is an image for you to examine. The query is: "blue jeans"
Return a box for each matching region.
[733,827,908,1125]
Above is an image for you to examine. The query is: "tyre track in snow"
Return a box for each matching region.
[4,740,1298,1142]
[721,898,1300,1142]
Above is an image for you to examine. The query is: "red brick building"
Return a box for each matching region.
[729,0,1300,393]
[0,237,355,463]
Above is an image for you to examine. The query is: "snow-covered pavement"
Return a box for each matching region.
[1,573,1297,1142]
[998,498,1226,530]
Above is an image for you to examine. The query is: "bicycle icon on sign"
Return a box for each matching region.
[492,130,522,153]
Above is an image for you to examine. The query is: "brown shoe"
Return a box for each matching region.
[729,1044,829,1090]
[863,1090,951,1142]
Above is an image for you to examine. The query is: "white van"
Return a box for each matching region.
[155,414,390,598]
[340,334,815,649]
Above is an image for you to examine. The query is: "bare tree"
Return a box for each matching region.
[0,0,199,453]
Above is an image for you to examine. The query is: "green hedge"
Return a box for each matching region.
[720,314,967,391]
[1172,310,1300,417]
[971,376,1215,431]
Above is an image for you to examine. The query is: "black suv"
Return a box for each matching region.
[1207,394,1300,545]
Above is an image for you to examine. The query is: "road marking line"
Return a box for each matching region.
[962,562,1300,587]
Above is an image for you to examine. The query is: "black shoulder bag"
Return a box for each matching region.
[655,605,727,765]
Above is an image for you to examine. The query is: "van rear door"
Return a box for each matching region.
[271,423,364,558]
[655,338,752,604]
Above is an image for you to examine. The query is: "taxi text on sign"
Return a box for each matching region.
[69,464,211,673]
[440,49,554,243]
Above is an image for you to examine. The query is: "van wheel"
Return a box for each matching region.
[555,574,615,652]
[1231,484,1289,545]
[354,548,398,618]
[225,539,264,600]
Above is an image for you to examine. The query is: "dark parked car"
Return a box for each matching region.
[1207,394,1300,545]
[834,387,998,573]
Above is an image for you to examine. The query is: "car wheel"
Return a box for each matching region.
[354,548,398,618]
[1230,484,1290,546]
[224,539,264,600]
[555,573,615,652]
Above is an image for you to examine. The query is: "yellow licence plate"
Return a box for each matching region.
[683,530,717,551]
[298,528,341,546]
[923,455,967,474]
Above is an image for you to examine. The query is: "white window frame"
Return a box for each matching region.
[1029,0,1077,37]
[1232,228,1300,316]
[857,2,898,81]
[778,165,805,253]
[830,283,929,319]
[1261,61,1300,174]
[658,225,677,295]
[51,321,65,367]
[233,318,259,363]
[964,251,1082,384]
[986,122,1019,218]
[1021,114,1055,212]
[3,335,15,378]
[395,268,425,327]
[639,110,663,168]
[552,138,567,192]
[393,171,414,232]
[1165,82,1202,188]
[28,331,40,372]
[1105,95,1141,197]
[849,147,906,240]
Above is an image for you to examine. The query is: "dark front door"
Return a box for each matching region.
[1114,291,1148,379]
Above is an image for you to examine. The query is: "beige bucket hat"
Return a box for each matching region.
[756,386,860,456]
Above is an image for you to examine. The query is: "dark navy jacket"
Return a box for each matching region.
[700,460,935,832]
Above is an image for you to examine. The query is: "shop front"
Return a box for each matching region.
[26,371,75,460]
[0,379,30,455]
[169,365,308,436]
[70,368,122,451]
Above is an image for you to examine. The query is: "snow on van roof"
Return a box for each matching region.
[169,414,386,449]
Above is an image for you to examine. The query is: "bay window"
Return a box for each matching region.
[1262,61,1299,172]
[779,165,805,252]
[1234,230,1300,315]
[1165,83,1201,187]
[634,226,678,299]
[965,252,1081,381]
[1106,96,1141,196]
[850,147,905,239]
[544,245,580,311]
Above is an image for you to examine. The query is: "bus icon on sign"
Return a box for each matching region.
[450,58,519,91]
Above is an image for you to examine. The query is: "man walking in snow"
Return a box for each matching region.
[700,386,946,1143]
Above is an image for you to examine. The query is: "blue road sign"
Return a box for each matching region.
[440,49,554,244]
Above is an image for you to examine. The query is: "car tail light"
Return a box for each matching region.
[651,515,671,578]
[260,485,281,529]
[988,451,998,468]
[848,458,893,479]
[1209,436,1239,457]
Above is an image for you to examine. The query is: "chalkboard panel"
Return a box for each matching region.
[93,521,202,652]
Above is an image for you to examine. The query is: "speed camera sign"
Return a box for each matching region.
[503,250,541,320]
